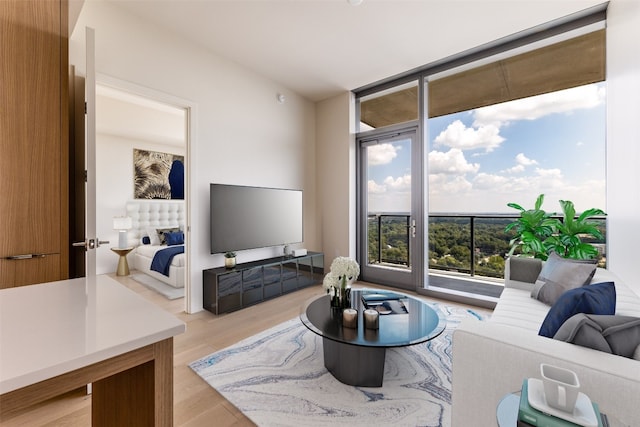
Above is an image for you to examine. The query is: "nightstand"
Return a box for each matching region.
[111,247,134,276]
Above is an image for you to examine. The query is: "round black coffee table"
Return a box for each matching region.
[300,289,445,387]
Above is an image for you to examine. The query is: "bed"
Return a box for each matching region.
[126,200,186,289]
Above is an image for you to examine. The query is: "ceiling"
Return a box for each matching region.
[96,0,604,102]
[96,85,186,147]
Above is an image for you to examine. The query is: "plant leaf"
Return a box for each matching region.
[507,202,525,212]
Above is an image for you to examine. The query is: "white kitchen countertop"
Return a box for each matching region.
[0,275,186,394]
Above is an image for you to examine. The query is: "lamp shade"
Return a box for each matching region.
[113,216,132,231]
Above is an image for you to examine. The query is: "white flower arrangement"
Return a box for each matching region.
[323,256,360,295]
[329,256,360,282]
[322,271,340,296]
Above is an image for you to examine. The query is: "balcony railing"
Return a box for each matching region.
[367,212,607,280]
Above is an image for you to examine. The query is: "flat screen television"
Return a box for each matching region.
[210,183,303,254]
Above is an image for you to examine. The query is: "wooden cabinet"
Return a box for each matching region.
[203,252,324,314]
[0,0,69,288]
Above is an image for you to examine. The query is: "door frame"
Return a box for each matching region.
[95,74,196,313]
[356,123,424,291]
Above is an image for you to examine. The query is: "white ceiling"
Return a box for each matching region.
[105,0,605,102]
[96,85,186,147]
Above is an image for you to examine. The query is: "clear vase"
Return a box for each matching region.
[330,277,351,310]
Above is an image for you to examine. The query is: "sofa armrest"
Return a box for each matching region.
[504,256,542,290]
[452,319,640,427]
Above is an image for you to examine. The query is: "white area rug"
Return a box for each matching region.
[190,303,487,426]
[130,273,184,300]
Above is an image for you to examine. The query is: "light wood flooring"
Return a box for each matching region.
[0,272,487,426]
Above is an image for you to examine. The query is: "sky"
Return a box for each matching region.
[366,82,606,215]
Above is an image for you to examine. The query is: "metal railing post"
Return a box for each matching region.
[377,215,382,264]
[470,216,475,277]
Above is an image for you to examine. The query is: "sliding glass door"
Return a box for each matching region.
[357,127,423,291]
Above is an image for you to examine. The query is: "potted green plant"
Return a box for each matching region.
[504,194,555,260]
[505,194,606,261]
[224,251,236,269]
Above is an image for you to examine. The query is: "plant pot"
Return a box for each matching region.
[224,257,236,269]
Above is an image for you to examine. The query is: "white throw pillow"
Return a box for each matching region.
[146,227,161,245]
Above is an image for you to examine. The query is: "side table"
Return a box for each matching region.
[496,393,520,426]
[111,247,133,276]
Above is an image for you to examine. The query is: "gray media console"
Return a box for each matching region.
[203,251,324,314]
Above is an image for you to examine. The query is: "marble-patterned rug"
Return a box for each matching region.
[190,303,487,427]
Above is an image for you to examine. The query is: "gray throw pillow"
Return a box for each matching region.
[553,313,640,359]
[508,256,543,283]
[531,252,597,305]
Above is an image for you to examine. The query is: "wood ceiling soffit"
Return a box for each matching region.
[428,29,605,118]
[360,87,418,129]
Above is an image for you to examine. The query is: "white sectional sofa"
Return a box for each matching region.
[451,257,640,426]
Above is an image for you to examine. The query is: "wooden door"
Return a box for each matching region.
[0,0,69,288]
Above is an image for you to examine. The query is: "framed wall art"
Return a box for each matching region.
[133,148,185,199]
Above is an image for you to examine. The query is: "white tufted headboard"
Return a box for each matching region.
[126,200,186,247]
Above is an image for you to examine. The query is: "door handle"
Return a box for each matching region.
[3,253,46,260]
[72,239,110,250]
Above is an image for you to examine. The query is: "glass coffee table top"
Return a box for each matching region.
[300,289,446,348]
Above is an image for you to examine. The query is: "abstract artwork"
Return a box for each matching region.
[133,148,184,199]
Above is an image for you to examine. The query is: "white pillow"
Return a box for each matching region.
[146,227,161,245]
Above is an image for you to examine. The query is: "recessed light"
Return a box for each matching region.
[348,0,363,5]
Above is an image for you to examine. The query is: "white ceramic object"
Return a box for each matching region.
[528,378,598,427]
[540,363,580,412]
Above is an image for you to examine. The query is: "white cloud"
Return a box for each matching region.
[384,174,411,191]
[502,153,538,174]
[434,120,504,152]
[368,175,412,213]
[515,153,538,166]
[503,164,525,174]
[473,84,605,128]
[368,179,386,194]
[428,148,480,175]
[473,172,510,190]
[428,174,473,195]
[535,167,563,178]
[367,143,399,166]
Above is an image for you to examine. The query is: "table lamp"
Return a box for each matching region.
[113,216,132,248]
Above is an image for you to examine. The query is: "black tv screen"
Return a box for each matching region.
[210,184,303,254]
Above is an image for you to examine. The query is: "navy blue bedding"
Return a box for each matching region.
[150,245,184,277]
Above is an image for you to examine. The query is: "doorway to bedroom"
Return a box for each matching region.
[94,82,190,305]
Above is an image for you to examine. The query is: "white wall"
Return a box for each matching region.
[70,1,318,313]
[605,0,640,287]
[316,92,356,262]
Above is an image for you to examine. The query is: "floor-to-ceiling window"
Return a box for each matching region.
[356,81,424,290]
[355,6,607,305]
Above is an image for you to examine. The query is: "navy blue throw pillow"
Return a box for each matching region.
[539,281,616,338]
[165,231,184,246]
